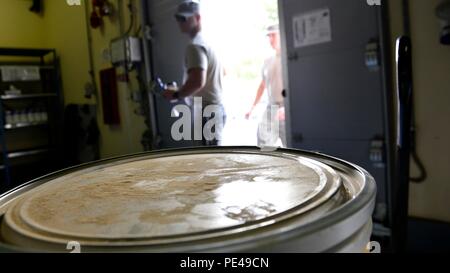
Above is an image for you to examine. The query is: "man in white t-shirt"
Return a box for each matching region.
[245,25,286,147]
[163,0,226,146]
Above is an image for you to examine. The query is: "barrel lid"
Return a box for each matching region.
[1,150,343,249]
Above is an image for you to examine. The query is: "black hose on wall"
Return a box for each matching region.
[401,0,428,183]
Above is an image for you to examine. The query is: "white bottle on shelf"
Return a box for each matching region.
[42,111,48,122]
[19,110,28,124]
[5,111,13,126]
[27,109,36,123]
[39,109,47,123]
[34,109,42,122]
[11,111,20,125]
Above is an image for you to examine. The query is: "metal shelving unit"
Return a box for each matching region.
[0,101,10,187]
[4,121,48,130]
[0,48,64,192]
[1,93,57,100]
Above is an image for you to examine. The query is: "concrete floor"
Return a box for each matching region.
[407,218,450,253]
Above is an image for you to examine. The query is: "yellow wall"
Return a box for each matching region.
[43,0,91,105]
[0,0,147,159]
[389,0,450,223]
[0,0,45,48]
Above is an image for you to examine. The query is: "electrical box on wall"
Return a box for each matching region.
[110,36,142,66]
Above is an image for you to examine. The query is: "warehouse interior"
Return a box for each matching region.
[0,0,449,253]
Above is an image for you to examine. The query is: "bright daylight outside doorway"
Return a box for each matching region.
[201,0,284,146]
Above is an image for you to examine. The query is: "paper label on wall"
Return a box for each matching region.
[293,8,332,48]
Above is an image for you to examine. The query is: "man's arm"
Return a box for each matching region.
[245,79,266,119]
[163,43,208,101]
[178,68,206,97]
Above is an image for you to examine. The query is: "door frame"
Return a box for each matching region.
[277,0,396,248]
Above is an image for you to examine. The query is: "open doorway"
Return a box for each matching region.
[201,0,283,146]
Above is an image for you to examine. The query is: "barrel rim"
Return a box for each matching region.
[0,146,377,252]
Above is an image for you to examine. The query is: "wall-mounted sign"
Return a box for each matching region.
[293,8,332,48]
